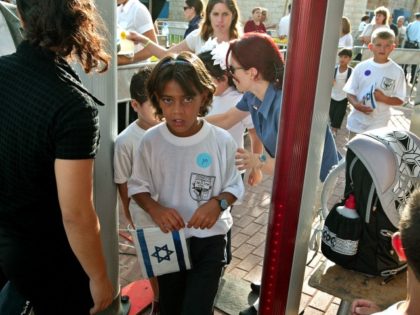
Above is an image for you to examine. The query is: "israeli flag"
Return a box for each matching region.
[130,227,191,278]
[358,83,377,109]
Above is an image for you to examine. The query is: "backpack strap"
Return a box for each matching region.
[346,67,353,82]
[334,66,352,82]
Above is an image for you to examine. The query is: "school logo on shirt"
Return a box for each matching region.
[189,173,215,201]
[196,152,212,168]
[381,77,395,91]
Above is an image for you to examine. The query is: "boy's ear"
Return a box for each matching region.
[130,99,140,112]
[368,42,374,51]
[392,232,407,262]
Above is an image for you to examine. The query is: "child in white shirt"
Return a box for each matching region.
[343,28,406,137]
[128,52,244,315]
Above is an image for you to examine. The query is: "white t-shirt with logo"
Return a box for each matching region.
[343,58,406,133]
[128,120,244,238]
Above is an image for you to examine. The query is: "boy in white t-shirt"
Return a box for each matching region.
[114,66,160,314]
[329,48,353,136]
[343,28,406,138]
[128,53,244,315]
[114,66,159,227]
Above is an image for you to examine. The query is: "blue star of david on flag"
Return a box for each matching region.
[151,244,174,263]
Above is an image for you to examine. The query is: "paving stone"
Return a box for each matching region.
[309,290,335,312]
[252,241,266,257]
[254,212,269,225]
[303,306,325,315]
[231,233,250,248]
[232,243,256,259]
[235,215,255,228]
[236,254,263,272]
[325,302,340,315]
[246,232,267,247]
[299,293,312,314]
[243,264,263,283]
[241,222,263,236]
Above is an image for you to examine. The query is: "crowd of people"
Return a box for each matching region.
[0,0,420,315]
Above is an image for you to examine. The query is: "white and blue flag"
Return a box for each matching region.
[130,227,191,277]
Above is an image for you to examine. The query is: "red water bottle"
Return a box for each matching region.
[336,194,359,219]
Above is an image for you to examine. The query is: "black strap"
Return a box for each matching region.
[334,66,353,82]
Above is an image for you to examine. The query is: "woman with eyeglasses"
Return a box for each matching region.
[206,32,338,185]
[183,0,203,38]
[206,33,283,175]
[128,0,241,57]
[207,33,339,315]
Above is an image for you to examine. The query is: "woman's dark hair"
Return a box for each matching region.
[198,50,234,87]
[200,0,240,41]
[16,0,110,73]
[226,32,284,89]
[147,52,216,117]
[130,66,154,105]
[361,15,370,22]
[186,0,204,17]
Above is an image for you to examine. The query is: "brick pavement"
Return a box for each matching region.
[118,106,412,315]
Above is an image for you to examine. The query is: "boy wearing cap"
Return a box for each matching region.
[351,188,420,315]
[343,28,406,138]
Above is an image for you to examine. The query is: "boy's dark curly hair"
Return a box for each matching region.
[147,52,216,117]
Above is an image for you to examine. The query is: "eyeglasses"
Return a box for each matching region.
[183,6,191,11]
[227,65,244,76]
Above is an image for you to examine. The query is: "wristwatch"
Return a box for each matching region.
[258,153,267,168]
[212,196,230,211]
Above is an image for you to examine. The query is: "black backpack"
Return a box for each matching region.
[321,130,420,277]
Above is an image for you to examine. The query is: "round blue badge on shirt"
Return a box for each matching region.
[196,153,212,168]
[364,70,371,76]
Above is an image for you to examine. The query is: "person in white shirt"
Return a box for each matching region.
[396,16,406,47]
[117,0,157,64]
[113,66,161,315]
[359,6,390,46]
[343,28,406,138]
[358,15,370,33]
[128,52,244,315]
[339,16,353,48]
[351,189,420,315]
[329,48,353,136]
[278,3,291,40]
[128,0,242,58]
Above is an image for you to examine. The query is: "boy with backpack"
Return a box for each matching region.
[343,28,406,139]
[329,48,353,136]
[351,188,420,315]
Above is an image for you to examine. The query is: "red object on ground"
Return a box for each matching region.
[121,280,154,315]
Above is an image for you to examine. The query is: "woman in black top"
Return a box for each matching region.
[0,0,113,314]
